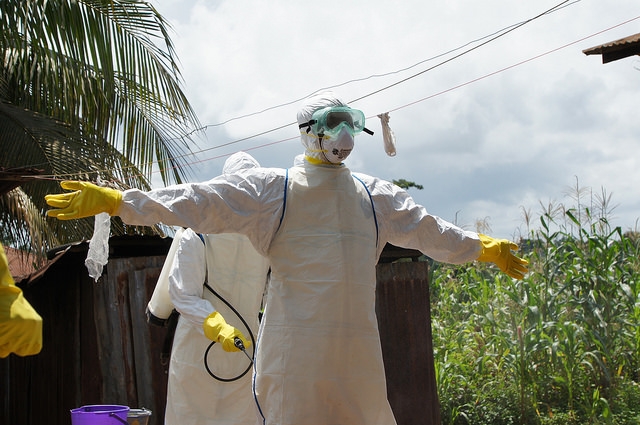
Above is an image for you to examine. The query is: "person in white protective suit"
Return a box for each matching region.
[164,152,270,425]
[45,91,528,425]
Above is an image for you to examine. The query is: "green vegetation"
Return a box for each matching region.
[392,179,424,190]
[1,0,199,258]
[431,187,640,424]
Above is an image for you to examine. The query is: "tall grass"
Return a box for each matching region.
[431,184,640,425]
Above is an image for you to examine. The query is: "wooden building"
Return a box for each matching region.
[1,236,439,425]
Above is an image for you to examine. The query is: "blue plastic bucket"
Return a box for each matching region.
[70,405,130,425]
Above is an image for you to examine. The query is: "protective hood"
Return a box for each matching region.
[223,151,260,174]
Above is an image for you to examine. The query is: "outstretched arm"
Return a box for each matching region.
[45,172,286,256]
[361,174,529,279]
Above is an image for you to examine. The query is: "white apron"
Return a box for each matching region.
[166,233,269,425]
[254,165,397,425]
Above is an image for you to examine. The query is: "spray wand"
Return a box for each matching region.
[234,337,253,363]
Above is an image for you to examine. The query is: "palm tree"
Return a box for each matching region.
[0,0,200,261]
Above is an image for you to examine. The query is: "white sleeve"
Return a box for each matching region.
[168,228,212,332]
[354,172,482,264]
[116,167,287,256]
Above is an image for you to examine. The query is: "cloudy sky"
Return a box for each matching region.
[148,0,640,240]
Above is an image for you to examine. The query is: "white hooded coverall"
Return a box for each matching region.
[164,152,269,425]
[165,228,269,425]
[117,156,481,425]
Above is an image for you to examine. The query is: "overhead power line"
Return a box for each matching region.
[171,1,579,157]
[153,11,640,176]
[197,0,579,130]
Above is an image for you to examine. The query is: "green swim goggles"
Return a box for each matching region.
[299,106,374,139]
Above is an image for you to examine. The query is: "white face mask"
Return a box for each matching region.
[320,127,354,164]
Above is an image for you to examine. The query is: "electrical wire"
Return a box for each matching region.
[158,11,640,167]
[150,0,579,151]
[349,1,574,103]
[201,0,581,128]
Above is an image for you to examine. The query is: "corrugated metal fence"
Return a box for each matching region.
[1,237,439,425]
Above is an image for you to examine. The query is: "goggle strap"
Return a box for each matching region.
[298,120,317,134]
[363,127,374,136]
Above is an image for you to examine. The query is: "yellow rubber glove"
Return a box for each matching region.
[0,243,42,357]
[45,180,123,220]
[203,311,250,353]
[477,234,529,280]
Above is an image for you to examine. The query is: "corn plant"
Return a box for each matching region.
[430,184,640,424]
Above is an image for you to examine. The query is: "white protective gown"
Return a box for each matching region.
[165,228,269,425]
[118,159,482,425]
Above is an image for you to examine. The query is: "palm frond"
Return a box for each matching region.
[0,187,59,261]
[0,0,198,261]
[1,0,200,185]
[0,100,160,256]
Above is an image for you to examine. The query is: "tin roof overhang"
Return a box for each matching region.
[583,32,640,63]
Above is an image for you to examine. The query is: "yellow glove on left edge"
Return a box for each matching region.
[0,243,42,357]
[203,311,250,353]
[477,234,529,280]
[45,180,123,220]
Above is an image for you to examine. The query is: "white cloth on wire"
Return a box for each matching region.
[378,112,397,157]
